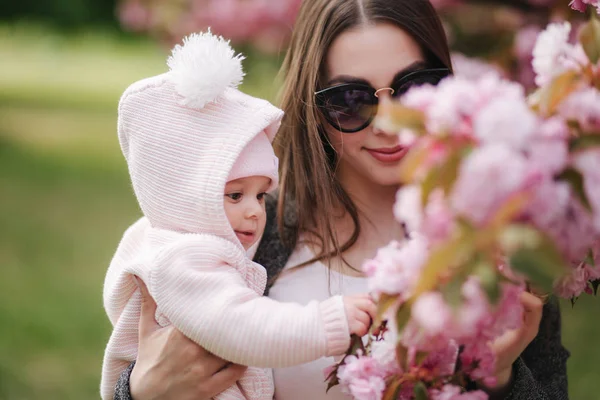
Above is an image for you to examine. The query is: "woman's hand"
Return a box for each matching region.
[484,291,544,393]
[130,277,247,400]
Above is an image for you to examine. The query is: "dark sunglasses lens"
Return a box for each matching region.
[322,88,375,132]
[395,70,449,97]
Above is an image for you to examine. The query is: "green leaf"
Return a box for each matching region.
[474,260,501,305]
[420,148,463,206]
[421,167,440,206]
[383,377,404,400]
[579,14,600,64]
[375,293,398,326]
[396,344,409,371]
[399,143,430,183]
[571,296,579,308]
[325,366,339,393]
[537,70,580,116]
[440,148,462,196]
[585,248,595,266]
[441,274,464,309]
[569,135,600,152]
[349,334,365,354]
[501,225,566,292]
[396,304,412,334]
[414,381,430,400]
[556,167,592,211]
[415,351,429,366]
[592,279,600,296]
[509,246,565,293]
[498,225,543,254]
[374,103,426,134]
[488,193,530,230]
[413,237,475,297]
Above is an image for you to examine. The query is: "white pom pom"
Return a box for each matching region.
[167,30,245,109]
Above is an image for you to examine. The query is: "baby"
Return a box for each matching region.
[100,32,375,400]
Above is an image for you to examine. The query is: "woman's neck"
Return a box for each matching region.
[328,175,405,277]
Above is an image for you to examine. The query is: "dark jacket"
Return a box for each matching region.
[114,196,569,400]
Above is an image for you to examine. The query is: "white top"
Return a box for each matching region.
[268,244,369,400]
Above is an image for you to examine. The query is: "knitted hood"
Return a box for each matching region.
[117,32,283,247]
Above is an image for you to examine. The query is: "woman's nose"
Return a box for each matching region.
[373,94,397,136]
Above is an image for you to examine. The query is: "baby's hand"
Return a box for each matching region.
[342,294,377,337]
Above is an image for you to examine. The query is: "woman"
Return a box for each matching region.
[114,0,569,399]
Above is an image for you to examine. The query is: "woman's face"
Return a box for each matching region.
[323,22,425,187]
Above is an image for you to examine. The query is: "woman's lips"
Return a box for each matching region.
[365,145,408,163]
[235,230,256,245]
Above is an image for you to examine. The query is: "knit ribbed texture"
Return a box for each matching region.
[102,74,350,399]
[319,296,351,356]
[228,131,279,190]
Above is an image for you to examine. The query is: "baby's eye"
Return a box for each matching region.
[257,192,267,202]
[226,193,242,201]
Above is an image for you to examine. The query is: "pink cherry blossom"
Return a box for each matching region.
[570,0,600,13]
[572,148,600,232]
[118,0,152,32]
[450,145,531,226]
[474,73,526,109]
[402,74,526,141]
[532,21,589,87]
[459,342,496,381]
[370,333,402,374]
[363,235,429,297]
[403,76,477,137]
[430,384,488,400]
[558,88,600,133]
[473,98,538,150]
[515,26,542,61]
[554,263,591,298]
[394,185,423,233]
[528,117,570,175]
[451,53,505,80]
[411,292,454,336]
[530,182,597,262]
[337,354,387,400]
[420,341,460,376]
[422,189,457,243]
[514,26,542,88]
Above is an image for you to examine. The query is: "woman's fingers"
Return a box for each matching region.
[203,363,248,395]
[192,346,235,377]
[489,291,544,376]
[520,291,543,342]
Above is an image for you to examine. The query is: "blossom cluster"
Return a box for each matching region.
[118,0,302,51]
[329,9,600,399]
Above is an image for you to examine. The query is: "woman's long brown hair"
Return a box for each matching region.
[274,0,453,268]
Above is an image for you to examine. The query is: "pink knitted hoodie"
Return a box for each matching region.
[100,32,350,400]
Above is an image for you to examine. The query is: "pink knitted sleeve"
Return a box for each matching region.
[149,236,351,368]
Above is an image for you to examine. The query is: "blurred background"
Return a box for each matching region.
[0,0,598,399]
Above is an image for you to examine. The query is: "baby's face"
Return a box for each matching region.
[224,176,271,250]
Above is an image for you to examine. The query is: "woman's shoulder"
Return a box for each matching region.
[253,193,295,290]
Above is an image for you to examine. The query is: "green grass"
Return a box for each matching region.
[0,138,140,399]
[0,24,599,400]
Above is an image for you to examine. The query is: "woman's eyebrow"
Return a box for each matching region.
[326,60,430,87]
[390,61,429,83]
[326,76,371,86]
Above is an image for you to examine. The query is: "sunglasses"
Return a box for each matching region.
[315,67,450,133]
